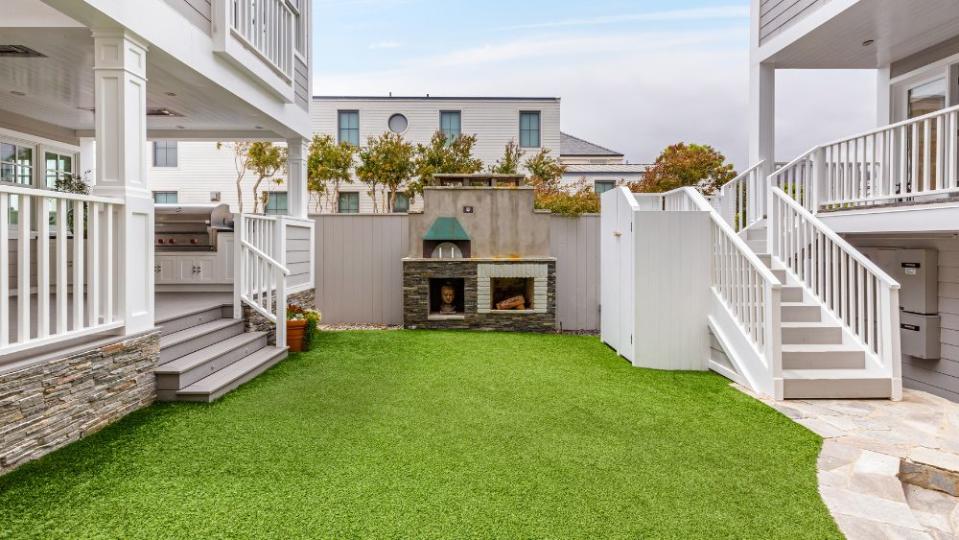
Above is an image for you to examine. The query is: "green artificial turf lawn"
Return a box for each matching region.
[0,331,840,539]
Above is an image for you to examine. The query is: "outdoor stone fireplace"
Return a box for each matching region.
[403,174,557,332]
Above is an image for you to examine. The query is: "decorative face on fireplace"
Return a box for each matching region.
[491,277,535,311]
[429,278,465,316]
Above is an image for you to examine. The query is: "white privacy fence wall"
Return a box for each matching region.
[600,187,783,396]
[1,185,125,357]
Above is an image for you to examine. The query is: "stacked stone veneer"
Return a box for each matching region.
[0,331,160,475]
[403,259,556,332]
[242,288,317,344]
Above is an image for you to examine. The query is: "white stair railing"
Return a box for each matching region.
[661,187,783,395]
[0,184,124,357]
[716,161,766,231]
[234,214,289,347]
[769,186,902,394]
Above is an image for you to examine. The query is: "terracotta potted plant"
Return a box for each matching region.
[286,305,321,352]
[286,305,308,352]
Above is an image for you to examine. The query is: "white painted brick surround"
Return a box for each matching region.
[477,263,548,314]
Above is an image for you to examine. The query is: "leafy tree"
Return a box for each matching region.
[535,180,600,216]
[247,142,287,214]
[410,131,484,202]
[636,143,736,196]
[489,140,524,175]
[356,132,415,213]
[307,134,356,213]
[524,148,567,192]
[217,141,286,213]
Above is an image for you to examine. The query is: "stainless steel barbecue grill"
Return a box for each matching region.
[154,204,234,252]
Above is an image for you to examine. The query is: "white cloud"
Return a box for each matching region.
[315,29,876,170]
[499,5,749,31]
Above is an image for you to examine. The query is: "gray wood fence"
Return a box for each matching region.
[312,213,600,331]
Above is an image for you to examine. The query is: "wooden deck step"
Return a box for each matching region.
[158,319,245,365]
[782,344,866,369]
[156,332,268,397]
[783,368,892,399]
[781,322,844,345]
[175,347,288,403]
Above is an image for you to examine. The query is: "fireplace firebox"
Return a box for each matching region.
[490,278,535,311]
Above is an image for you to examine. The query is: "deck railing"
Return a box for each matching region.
[717,161,766,231]
[658,187,783,387]
[769,186,901,383]
[234,214,289,346]
[230,0,295,79]
[0,185,124,357]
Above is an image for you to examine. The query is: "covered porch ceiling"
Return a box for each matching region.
[764,0,959,69]
[0,25,292,143]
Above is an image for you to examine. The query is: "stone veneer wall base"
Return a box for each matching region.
[242,288,317,345]
[0,331,161,476]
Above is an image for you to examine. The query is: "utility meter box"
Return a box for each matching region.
[901,312,941,360]
[897,249,939,315]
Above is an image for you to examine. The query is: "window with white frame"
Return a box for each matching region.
[44,151,74,189]
[519,111,541,148]
[338,192,359,213]
[594,180,616,195]
[264,192,288,215]
[153,141,178,168]
[0,142,32,186]
[440,111,461,140]
[153,191,178,204]
[393,192,410,213]
[338,111,360,146]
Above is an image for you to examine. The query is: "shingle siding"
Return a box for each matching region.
[163,0,212,34]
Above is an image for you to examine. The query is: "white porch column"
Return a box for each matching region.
[748,61,775,178]
[876,66,891,126]
[286,137,309,218]
[90,29,155,334]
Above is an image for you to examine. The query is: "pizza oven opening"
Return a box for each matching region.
[491,277,535,311]
[429,278,465,317]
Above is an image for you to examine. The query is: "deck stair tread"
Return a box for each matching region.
[159,319,243,351]
[156,332,266,374]
[176,347,287,398]
[155,302,232,327]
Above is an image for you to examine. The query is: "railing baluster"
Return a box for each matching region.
[37,196,50,338]
[17,195,31,343]
[105,205,114,323]
[0,193,8,347]
[56,199,68,333]
[89,203,100,326]
[72,200,85,330]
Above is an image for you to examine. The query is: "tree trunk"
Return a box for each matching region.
[252,175,265,214]
[235,178,244,214]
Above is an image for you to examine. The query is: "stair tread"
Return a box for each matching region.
[155,303,231,327]
[159,319,242,350]
[781,321,841,328]
[781,301,820,308]
[783,366,888,379]
[156,332,266,374]
[177,347,286,395]
[782,343,864,352]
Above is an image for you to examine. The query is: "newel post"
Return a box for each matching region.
[274,216,288,347]
[812,146,825,214]
[233,216,245,320]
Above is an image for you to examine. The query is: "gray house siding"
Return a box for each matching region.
[848,235,959,402]
[759,0,830,44]
[892,35,959,79]
[164,0,212,34]
[286,224,312,289]
[294,56,310,111]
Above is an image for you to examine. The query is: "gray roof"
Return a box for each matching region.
[560,132,624,157]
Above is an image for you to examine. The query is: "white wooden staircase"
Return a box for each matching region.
[701,159,903,400]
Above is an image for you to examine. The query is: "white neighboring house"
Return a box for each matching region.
[0,0,316,461]
[310,96,562,214]
[559,132,648,195]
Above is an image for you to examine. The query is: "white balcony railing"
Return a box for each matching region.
[230,0,295,80]
[716,161,766,231]
[0,185,125,358]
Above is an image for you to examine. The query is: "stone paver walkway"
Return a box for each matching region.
[738,386,959,540]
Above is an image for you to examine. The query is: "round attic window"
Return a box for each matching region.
[388,113,409,134]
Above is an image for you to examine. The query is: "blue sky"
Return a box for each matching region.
[312,0,876,168]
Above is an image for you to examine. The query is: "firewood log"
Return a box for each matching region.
[496,295,526,310]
